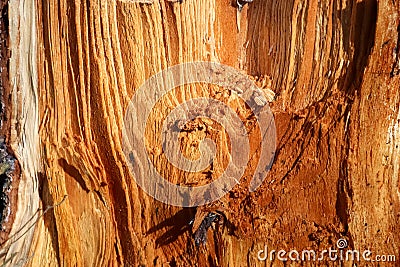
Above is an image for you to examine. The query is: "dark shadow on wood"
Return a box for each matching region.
[58,158,89,192]
[146,208,195,247]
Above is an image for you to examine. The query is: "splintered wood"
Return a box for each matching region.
[0,0,399,266]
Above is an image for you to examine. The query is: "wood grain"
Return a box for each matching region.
[0,0,399,266]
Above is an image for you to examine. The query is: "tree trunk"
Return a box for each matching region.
[0,0,399,266]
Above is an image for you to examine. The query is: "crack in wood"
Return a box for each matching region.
[390,23,400,77]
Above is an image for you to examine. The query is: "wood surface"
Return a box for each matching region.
[0,0,399,266]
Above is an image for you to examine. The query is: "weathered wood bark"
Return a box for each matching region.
[0,0,399,266]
